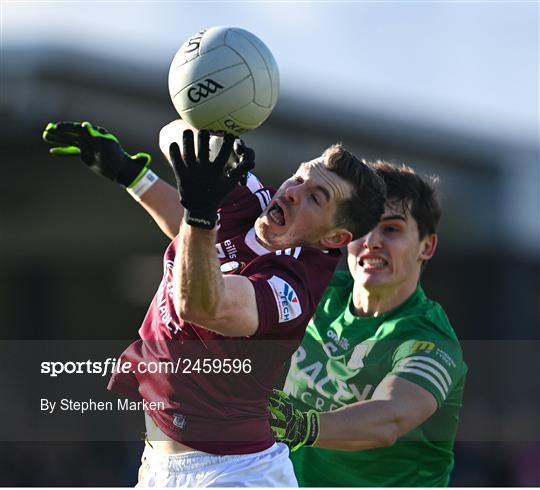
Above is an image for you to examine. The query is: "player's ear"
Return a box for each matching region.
[419,233,437,261]
[320,228,353,250]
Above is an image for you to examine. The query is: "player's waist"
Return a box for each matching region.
[148,408,275,455]
[145,412,197,454]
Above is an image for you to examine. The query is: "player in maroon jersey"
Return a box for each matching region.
[43,119,385,487]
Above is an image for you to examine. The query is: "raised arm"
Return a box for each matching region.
[136,180,182,239]
[168,129,259,337]
[42,120,183,239]
[176,223,259,337]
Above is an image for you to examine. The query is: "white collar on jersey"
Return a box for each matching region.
[245,227,272,256]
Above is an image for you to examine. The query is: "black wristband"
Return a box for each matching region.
[184,209,217,230]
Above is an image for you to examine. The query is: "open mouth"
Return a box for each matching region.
[267,202,286,226]
[360,257,388,269]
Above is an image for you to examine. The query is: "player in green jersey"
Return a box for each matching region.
[269,161,467,487]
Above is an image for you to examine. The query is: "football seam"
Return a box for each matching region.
[224,28,257,106]
[233,28,277,108]
[174,42,226,68]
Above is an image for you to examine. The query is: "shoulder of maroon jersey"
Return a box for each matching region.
[273,247,341,280]
[241,245,340,275]
[243,173,276,213]
[221,173,275,212]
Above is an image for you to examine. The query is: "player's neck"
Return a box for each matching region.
[351,282,417,317]
[253,230,276,251]
[253,228,326,252]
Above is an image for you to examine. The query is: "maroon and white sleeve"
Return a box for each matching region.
[246,254,316,339]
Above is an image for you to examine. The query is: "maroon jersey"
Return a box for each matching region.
[108,174,340,454]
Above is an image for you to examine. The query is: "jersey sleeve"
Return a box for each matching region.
[246,254,316,339]
[389,329,464,408]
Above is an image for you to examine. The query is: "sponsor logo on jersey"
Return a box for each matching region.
[288,346,374,409]
[216,240,238,259]
[435,348,457,368]
[347,341,371,369]
[412,340,436,353]
[267,275,302,323]
[326,329,350,350]
[173,413,187,430]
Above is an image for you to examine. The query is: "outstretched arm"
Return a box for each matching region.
[42,120,183,239]
[315,375,437,450]
[270,375,437,451]
[136,180,182,240]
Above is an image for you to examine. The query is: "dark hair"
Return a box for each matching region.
[372,161,441,238]
[322,144,386,240]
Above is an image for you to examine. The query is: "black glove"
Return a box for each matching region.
[42,121,151,187]
[169,129,255,229]
[268,389,320,452]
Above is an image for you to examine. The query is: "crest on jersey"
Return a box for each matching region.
[267,275,302,323]
[173,413,187,430]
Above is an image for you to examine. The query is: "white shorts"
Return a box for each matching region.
[136,441,297,487]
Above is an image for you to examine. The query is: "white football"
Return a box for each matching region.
[168,27,279,135]
[159,119,238,167]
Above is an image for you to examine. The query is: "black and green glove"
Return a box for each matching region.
[268,389,320,452]
[42,121,151,187]
[169,129,255,229]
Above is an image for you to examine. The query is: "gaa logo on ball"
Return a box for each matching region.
[186,79,224,103]
[168,27,280,135]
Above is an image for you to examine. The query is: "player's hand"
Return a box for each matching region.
[42,121,151,187]
[268,389,320,452]
[169,129,255,229]
[233,138,256,186]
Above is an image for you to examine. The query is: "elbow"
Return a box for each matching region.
[176,297,195,322]
[377,427,399,448]
[178,301,201,323]
[177,299,218,324]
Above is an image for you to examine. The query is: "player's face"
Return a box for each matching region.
[255,159,353,250]
[347,201,437,293]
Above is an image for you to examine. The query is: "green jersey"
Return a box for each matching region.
[285,271,467,487]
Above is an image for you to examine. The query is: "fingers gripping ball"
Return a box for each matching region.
[43,121,151,187]
[268,389,320,452]
[169,129,255,229]
[159,119,239,169]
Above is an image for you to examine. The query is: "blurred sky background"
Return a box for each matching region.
[2,1,538,145]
